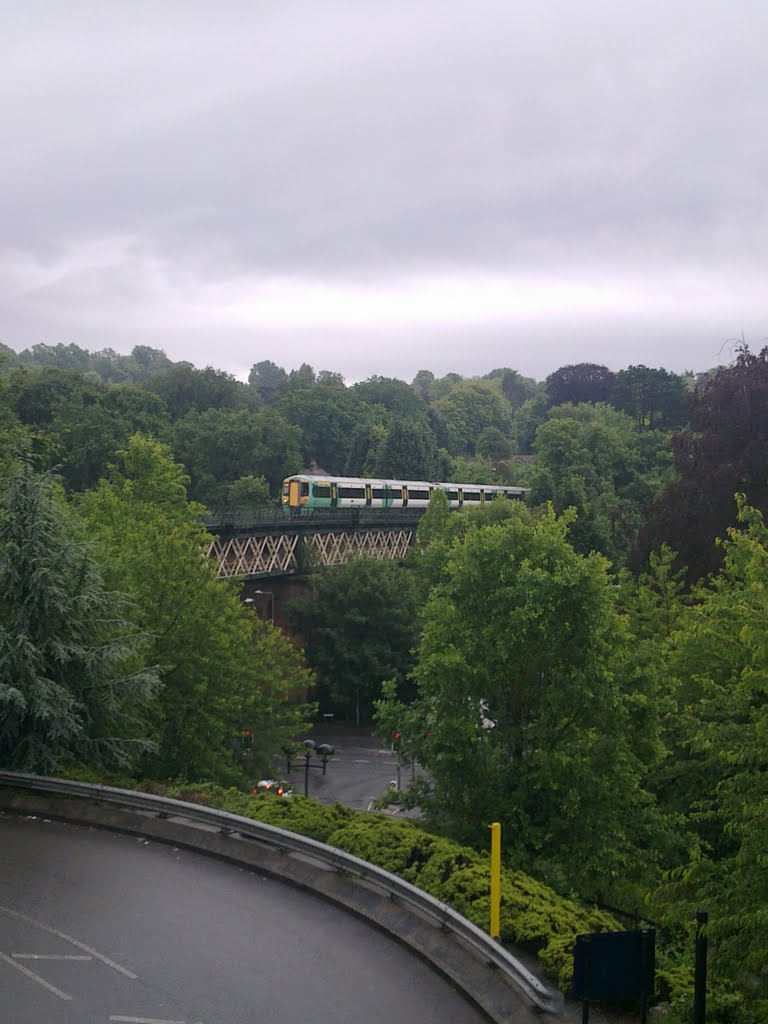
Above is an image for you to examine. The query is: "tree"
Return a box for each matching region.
[476,426,513,463]
[609,365,688,431]
[0,457,158,772]
[545,363,616,408]
[343,422,387,476]
[379,507,659,896]
[145,363,251,420]
[652,499,768,1010]
[248,360,287,403]
[226,475,271,507]
[278,386,373,473]
[500,368,537,409]
[353,376,428,419]
[77,435,313,781]
[373,419,441,479]
[4,365,85,426]
[4,368,176,490]
[281,363,316,394]
[316,369,346,387]
[288,557,420,723]
[171,407,301,506]
[13,342,93,373]
[637,345,768,584]
[513,391,549,454]
[529,403,673,567]
[433,382,513,456]
[411,369,435,402]
[47,382,171,491]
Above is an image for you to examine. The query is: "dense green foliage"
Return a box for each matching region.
[0,457,158,771]
[378,502,665,899]
[287,556,420,720]
[5,339,768,1016]
[649,500,768,1017]
[638,345,768,584]
[146,780,620,991]
[528,403,674,564]
[75,435,314,781]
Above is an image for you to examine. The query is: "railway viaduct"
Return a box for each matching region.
[206,507,423,625]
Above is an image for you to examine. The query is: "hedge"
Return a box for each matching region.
[155,784,618,990]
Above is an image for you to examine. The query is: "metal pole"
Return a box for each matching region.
[581,936,591,1024]
[304,754,310,797]
[640,929,650,1024]
[693,910,708,1024]
[489,822,501,939]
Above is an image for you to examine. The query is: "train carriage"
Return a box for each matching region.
[282,474,526,512]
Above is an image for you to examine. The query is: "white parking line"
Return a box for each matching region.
[0,951,72,1000]
[13,953,93,960]
[109,1017,188,1023]
[0,904,138,978]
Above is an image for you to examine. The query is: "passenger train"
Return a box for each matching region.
[281,474,527,511]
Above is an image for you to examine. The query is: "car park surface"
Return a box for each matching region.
[1,813,489,1024]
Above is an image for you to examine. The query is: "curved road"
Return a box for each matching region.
[1,813,489,1024]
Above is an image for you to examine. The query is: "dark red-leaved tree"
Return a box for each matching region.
[635,345,768,584]
[545,363,616,408]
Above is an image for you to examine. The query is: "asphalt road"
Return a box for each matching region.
[282,726,421,810]
[1,813,489,1024]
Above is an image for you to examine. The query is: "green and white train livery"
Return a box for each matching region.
[282,474,526,511]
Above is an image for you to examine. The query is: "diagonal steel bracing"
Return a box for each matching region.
[208,525,415,578]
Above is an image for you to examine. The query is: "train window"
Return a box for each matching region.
[447,490,459,501]
[300,483,309,497]
[339,486,365,499]
[372,488,388,499]
[313,484,331,498]
[463,491,481,501]
[409,489,430,500]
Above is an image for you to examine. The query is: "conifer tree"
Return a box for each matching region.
[0,457,158,771]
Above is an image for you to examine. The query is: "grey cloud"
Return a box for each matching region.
[1,0,766,375]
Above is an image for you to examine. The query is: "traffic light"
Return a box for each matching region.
[393,730,401,753]
[243,729,253,747]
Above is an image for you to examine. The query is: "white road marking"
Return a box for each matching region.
[0,951,72,1000]
[109,1017,188,1023]
[0,904,138,978]
[13,953,93,960]
[352,759,370,763]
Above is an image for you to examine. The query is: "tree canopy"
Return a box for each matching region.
[637,345,768,583]
[378,505,660,895]
[288,557,420,723]
[0,457,158,772]
[77,435,313,780]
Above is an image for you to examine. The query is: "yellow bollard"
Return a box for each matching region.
[489,821,501,939]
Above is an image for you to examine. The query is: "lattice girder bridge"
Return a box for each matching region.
[206,508,422,579]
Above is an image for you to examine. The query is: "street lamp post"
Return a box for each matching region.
[253,588,274,622]
[300,739,335,796]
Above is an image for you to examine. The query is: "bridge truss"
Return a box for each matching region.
[207,508,421,579]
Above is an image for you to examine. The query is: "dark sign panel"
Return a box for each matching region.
[573,929,655,1002]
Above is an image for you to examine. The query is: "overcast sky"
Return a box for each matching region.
[2,1,766,383]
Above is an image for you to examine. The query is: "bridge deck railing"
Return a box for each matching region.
[205,506,426,534]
